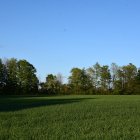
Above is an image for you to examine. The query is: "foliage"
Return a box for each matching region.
[0,58,140,95]
[40,74,62,95]
[17,60,39,94]
[69,68,93,94]
[0,58,39,95]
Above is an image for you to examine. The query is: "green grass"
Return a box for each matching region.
[0,95,140,140]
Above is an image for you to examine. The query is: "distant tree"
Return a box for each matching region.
[136,69,140,81]
[110,63,119,89]
[0,59,3,84]
[1,57,140,95]
[17,60,39,94]
[100,65,111,93]
[56,73,63,94]
[93,63,101,89]
[46,74,57,94]
[61,84,71,95]
[87,66,95,87]
[134,69,140,94]
[56,73,63,85]
[115,63,137,94]
[123,63,137,94]
[87,62,101,94]
[69,68,92,94]
[80,69,93,94]
[0,60,8,94]
[5,58,18,94]
[0,59,5,94]
[69,68,82,94]
[42,74,61,95]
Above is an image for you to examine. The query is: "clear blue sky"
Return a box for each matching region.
[0,0,140,82]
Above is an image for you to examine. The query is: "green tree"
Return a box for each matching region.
[87,62,101,93]
[69,68,92,94]
[80,69,92,94]
[134,69,140,94]
[113,68,124,94]
[122,63,137,94]
[6,58,18,94]
[0,59,5,93]
[0,59,3,84]
[69,68,82,94]
[100,65,111,93]
[61,84,71,95]
[17,60,39,94]
[110,63,119,89]
[56,73,63,94]
[115,63,137,94]
[43,74,61,94]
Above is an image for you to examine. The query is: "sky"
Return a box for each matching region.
[0,0,140,82]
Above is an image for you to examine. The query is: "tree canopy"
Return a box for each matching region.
[0,58,140,95]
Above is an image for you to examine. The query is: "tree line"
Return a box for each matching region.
[0,58,140,95]
[0,58,39,94]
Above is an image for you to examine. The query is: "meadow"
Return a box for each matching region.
[0,95,140,140]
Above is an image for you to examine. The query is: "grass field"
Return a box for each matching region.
[0,95,140,140]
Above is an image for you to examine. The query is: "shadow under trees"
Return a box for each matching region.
[0,96,95,112]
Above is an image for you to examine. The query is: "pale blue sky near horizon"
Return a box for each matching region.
[0,0,140,82]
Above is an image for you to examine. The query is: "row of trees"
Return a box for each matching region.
[68,63,140,95]
[0,58,39,94]
[0,58,140,95]
[41,63,140,95]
